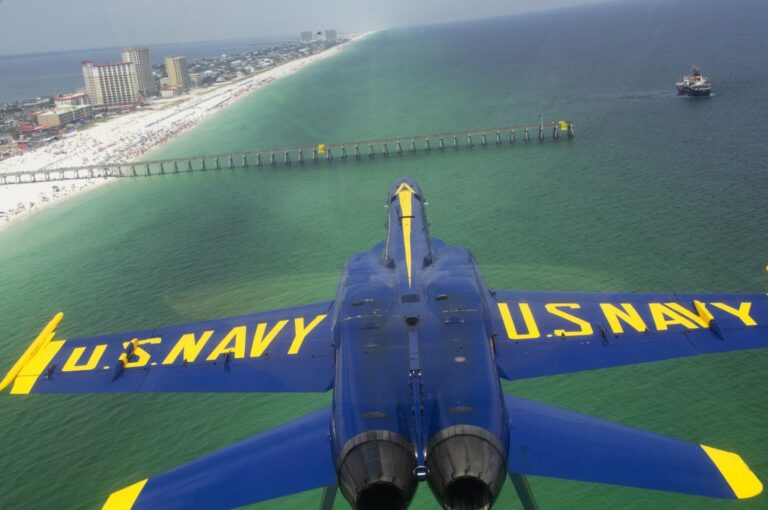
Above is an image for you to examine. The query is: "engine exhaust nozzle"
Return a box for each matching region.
[337,430,418,510]
[426,425,507,510]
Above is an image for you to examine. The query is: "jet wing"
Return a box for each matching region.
[489,290,768,380]
[0,301,335,395]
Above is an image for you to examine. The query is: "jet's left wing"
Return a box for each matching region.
[0,301,335,395]
[489,290,768,380]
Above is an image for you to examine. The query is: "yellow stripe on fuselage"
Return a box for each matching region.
[396,182,414,287]
[102,478,148,510]
[701,444,763,499]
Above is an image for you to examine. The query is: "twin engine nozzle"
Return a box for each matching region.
[337,426,507,510]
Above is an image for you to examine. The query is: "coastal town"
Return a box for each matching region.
[0,30,341,156]
[0,29,358,228]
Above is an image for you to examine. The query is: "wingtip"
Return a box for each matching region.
[0,312,64,393]
[701,444,764,499]
[102,478,148,510]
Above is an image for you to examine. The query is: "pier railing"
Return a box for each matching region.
[0,120,574,185]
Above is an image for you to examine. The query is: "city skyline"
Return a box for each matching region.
[0,0,626,55]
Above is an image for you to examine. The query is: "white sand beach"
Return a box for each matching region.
[0,32,372,232]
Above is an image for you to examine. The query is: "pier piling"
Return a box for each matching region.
[229,156,234,168]
[524,129,530,142]
[369,144,375,157]
[383,143,389,157]
[439,137,445,150]
[355,145,361,159]
[467,135,473,147]
[397,141,403,154]
[425,139,431,152]
[410,140,417,153]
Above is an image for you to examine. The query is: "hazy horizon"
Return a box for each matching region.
[0,0,628,56]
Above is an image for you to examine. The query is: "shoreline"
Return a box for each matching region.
[0,32,374,233]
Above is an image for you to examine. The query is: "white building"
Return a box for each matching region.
[82,61,140,108]
[121,47,158,97]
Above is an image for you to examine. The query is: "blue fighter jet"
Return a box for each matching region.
[1,178,765,510]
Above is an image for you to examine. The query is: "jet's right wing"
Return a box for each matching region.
[488,290,768,380]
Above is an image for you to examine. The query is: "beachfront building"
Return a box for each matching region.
[81,61,140,109]
[121,47,158,97]
[325,29,337,41]
[160,86,182,98]
[53,92,89,108]
[301,31,313,42]
[36,104,93,128]
[164,56,191,92]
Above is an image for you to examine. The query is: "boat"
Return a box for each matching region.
[676,66,711,96]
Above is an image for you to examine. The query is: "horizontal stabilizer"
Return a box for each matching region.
[505,395,763,499]
[103,407,335,509]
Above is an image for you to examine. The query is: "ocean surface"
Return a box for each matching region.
[0,35,293,103]
[1,0,768,508]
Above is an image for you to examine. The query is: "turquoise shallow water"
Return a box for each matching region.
[1,0,768,508]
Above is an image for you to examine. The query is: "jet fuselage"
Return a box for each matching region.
[331,179,509,510]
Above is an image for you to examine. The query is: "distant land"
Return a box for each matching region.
[0,35,297,102]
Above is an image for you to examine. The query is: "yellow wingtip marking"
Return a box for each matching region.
[102,478,148,510]
[0,312,64,392]
[701,444,763,499]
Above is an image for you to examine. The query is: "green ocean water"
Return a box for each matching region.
[1,0,768,508]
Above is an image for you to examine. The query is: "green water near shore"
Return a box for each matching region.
[1,1,768,508]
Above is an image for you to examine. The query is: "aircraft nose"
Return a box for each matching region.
[390,178,422,200]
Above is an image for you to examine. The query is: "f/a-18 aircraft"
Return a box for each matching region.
[1,178,765,510]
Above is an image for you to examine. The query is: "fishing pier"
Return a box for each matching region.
[0,120,574,185]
